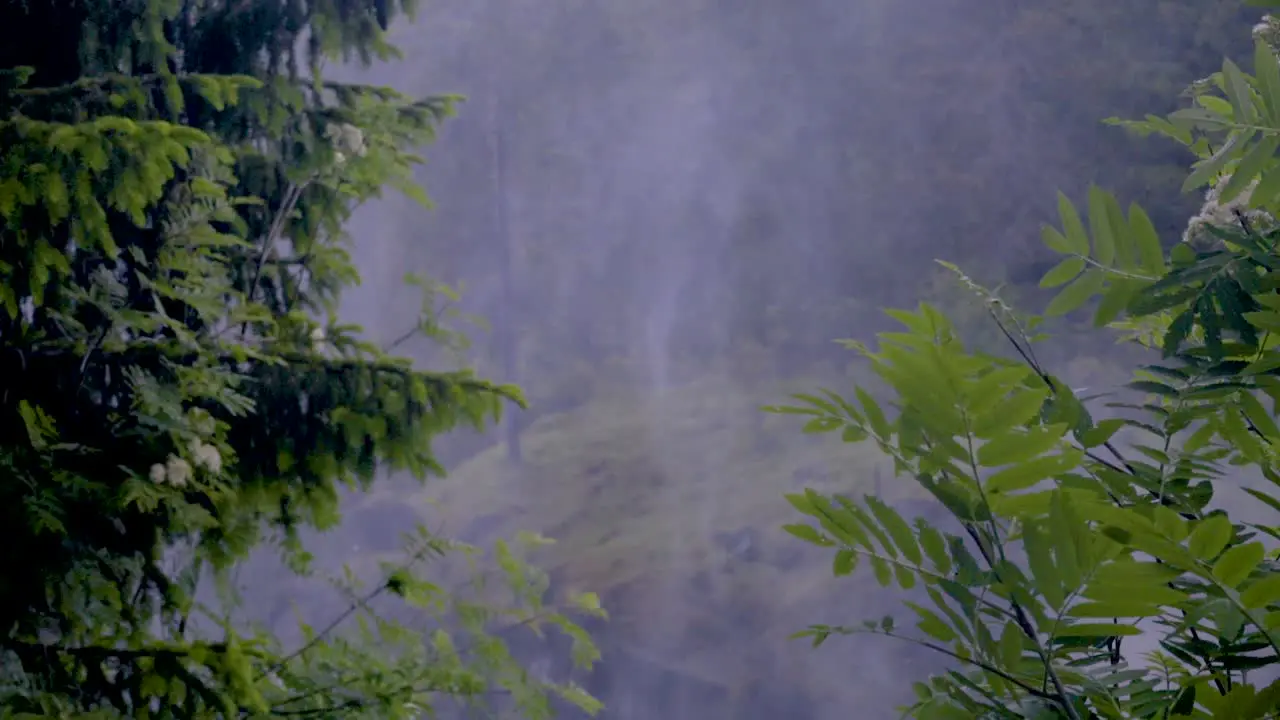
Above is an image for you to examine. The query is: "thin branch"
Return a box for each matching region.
[851,627,1062,703]
[258,537,445,680]
[240,180,310,337]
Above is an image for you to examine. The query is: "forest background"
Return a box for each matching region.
[317,1,1272,716]
[3,0,1274,718]
[274,0,1273,717]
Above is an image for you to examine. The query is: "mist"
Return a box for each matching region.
[233,1,1259,718]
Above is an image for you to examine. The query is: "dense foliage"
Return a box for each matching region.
[0,1,601,717]
[774,11,1280,719]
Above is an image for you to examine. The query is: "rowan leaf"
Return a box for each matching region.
[1046,270,1106,317]
[1189,515,1234,561]
[1211,541,1265,589]
[1040,256,1087,288]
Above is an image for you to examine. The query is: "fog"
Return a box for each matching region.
[231,1,1256,718]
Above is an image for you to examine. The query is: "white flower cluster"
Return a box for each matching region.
[150,455,191,487]
[1182,175,1277,251]
[323,122,368,165]
[190,438,223,474]
[148,438,222,488]
[1256,15,1280,51]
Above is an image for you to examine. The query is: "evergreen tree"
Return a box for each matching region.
[0,1,601,716]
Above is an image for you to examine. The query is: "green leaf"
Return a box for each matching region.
[985,452,1078,494]
[1039,257,1086,289]
[1188,514,1234,561]
[870,556,893,587]
[17,400,52,450]
[1239,391,1280,441]
[785,492,815,515]
[841,425,869,443]
[1211,541,1265,588]
[1081,560,1186,607]
[1088,186,1116,266]
[1223,57,1257,124]
[998,621,1024,668]
[1213,598,1248,641]
[1219,134,1280,203]
[1022,520,1065,610]
[1198,94,1236,117]
[1056,192,1090,255]
[1068,600,1164,618]
[1042,225,1073,254]
[1046,270,1106,317]
[782,523,835,547]
[866,496,922,565]
[1049,493,1083,590]
[1058,622,1143,637]
[1127,203,1165,275]
[918,524,952,575]
[905,601,957,643]
[1250,164,1280,209]
[1184,129,1253,192]
[1240,573,1280,609]
[1170,106,1232,130]
[1172,686,1197,716]
[1079,418,1125,449]
[856,387,891,438]
[833,548,856,576]
[762,403,823,417]
[971,387,1050,438]
[1244,488,1280,518]
[802,417,842,434]
[1104,191,1135,270]
[967,366,1036,417]
[928,585,974,642]
[975,425,1065,468]
[839,499,897,557]
[1093,278,1143,327]
[139,672,168,698]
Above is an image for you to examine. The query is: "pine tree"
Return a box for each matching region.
[0,1,602,716]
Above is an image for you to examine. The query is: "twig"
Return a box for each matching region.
[854,628,1061,703]
[240,180,310,337]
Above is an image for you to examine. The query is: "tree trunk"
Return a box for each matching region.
[487,72,522,465]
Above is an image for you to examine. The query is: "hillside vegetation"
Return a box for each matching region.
[324,358,1124,716]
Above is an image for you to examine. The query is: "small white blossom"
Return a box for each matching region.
[197,445,222,474]
[1256,15,1280,49]
[189,438,223,474]
[1183,175,1277,251]
[310,326,326,344]
[324,122,367,161]
[149,463,167,485]
[165,455,192,488]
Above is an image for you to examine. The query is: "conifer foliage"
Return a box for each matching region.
[0,1,601,717]
[774,9,1280,720]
